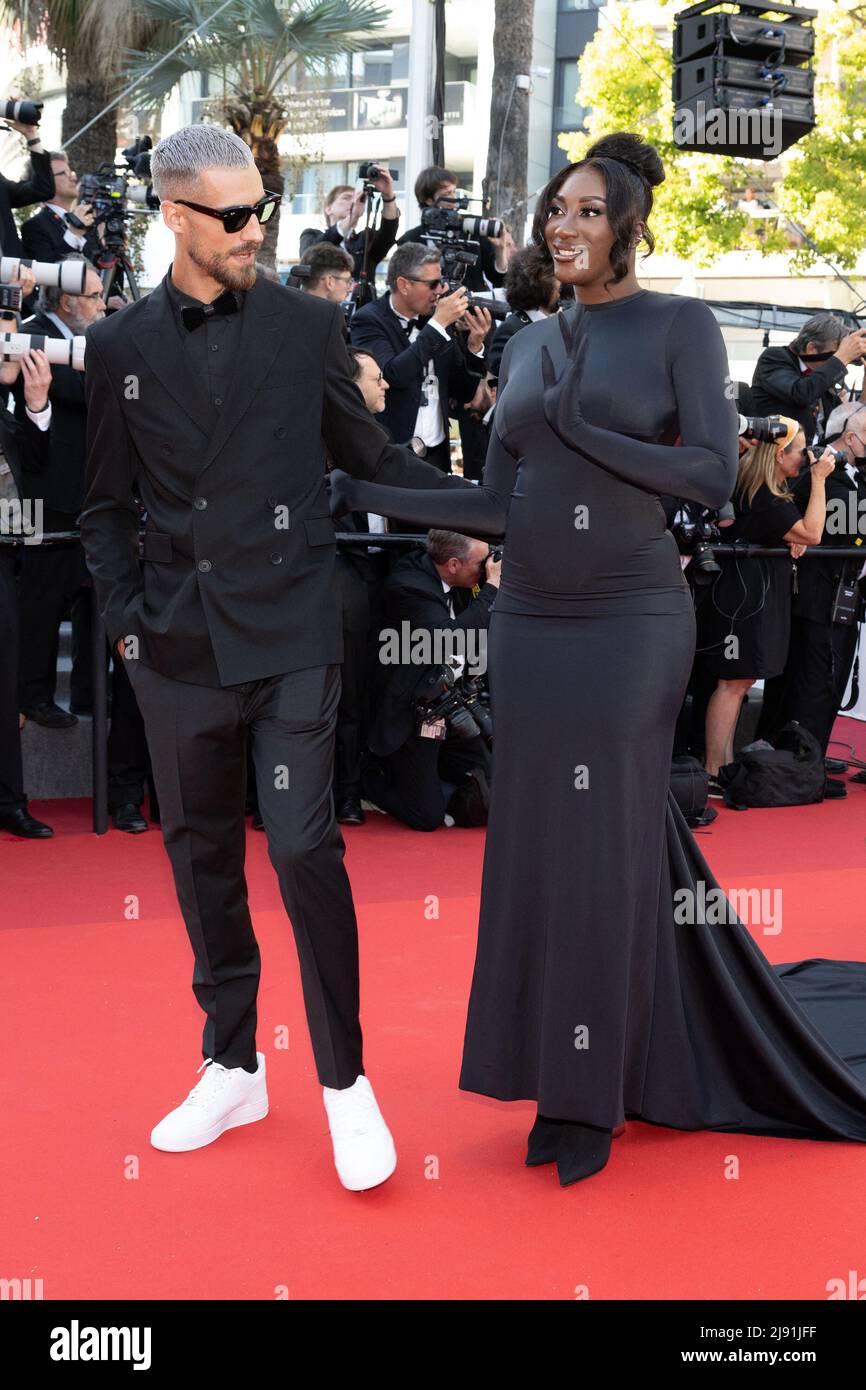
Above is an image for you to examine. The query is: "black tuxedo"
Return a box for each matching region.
[488,310,536,384]
[0,404,50,813]
[348,292,483,455]
[80,270,477,1086]
[750,343,848,443]
[0,150,54,256]
[20,204,101,264]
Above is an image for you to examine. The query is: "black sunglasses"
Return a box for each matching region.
[405,275,446,288]
[174,192,281,233]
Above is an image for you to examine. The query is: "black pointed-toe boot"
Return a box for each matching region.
[525,1113,563,1167]
[555,1122,612,1187]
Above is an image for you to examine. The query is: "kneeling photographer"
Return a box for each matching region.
[362,531,499,831]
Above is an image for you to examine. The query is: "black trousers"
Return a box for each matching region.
[107,656,149,811]
[363,729,490,832]
[0,550,24,814]
[17,508,91,710]
[771,615,860,756]
[127,658,363,1087]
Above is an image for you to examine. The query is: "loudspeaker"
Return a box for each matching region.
[673,55,814,104]
[673,1,817,159]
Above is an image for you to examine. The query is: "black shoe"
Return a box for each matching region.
[849,770,866,785]
[825,756,849,773]
[555,1121,613,1187]
[0,807,54,838]
[21,701,77,729]
[113,803,148,833]
[446,767,490,827]
[823,777,847,800]
[336,796,365,825]
[69,702,93,717]
[525,1113,563,1167]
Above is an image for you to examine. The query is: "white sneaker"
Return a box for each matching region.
[323,1074,397,1191]
[150,1052,268,1152]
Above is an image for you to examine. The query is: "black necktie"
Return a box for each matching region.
[181,290,239,332]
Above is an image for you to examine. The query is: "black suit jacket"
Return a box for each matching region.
[750,343,848,442]
[14,310,87,515]
[788,460,866,624]
[368,549,496,756]
[398,223,505,293]
[488,310,537,384]
[0,150,54,256]
[349,293,483,446]
[79,272,479,687]
[20,205,101,264]
[299,214,399,282]
[0,398,51,495]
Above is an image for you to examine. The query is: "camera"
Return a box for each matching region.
[1,330,86,370]
[0,284,22,313]
[413,664,492,745]
[0,257,87,293]
[78,136,159,253]
[420,206,503,243]
[672,502,734,585]
[465,293,510,322]
[738,413,788,443]
[2,98,42,126]
[357,162,398,184]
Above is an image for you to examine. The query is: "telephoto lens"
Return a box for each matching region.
[3,98,43,125]
[0,257,87,294]
[0,332,87,371]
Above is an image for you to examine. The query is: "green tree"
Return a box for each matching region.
[557,0,866,272]
[126,0,388,268]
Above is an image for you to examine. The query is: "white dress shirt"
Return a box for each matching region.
[45,203,88,252]
[390,294,449,448]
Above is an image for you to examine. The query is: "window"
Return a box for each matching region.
[554,59,587,130]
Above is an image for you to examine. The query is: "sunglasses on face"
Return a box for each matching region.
[405,276,445,288]
[173,192,281,233]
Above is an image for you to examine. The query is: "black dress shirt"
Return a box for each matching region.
[163,274,245,411]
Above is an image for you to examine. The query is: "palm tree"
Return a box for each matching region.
[483,0,534,244]
[125,0,389,268]
[3,0,165,171]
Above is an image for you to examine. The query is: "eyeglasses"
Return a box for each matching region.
[173,192,281,233]
[405,276,445,288]
[79,290,104,301]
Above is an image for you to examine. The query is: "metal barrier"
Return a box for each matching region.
[2,530,864,832]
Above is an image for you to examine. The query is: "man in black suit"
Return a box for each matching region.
[397,164,514,294]
[79,124,477,1189]
[0,107,54,256]
[16,256,105,728]
[760,402,866,774]
[0,313,54,838]
[298,168,400,286]
[349,242,490,471]
[750,312,866,446]
[362,530,498,830]
[20,151,100,263]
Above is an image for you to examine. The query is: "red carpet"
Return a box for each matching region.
[3,717,866,1301]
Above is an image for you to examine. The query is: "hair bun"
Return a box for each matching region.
[585,132,665,189]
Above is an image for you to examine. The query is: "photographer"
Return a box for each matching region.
[398,165,515,294]
[488,245,560,390]
[15,255,105,727]
[0,99,53,256]
[299,242,355,305]
[362,529,499,830]
[699,418,835,792]
[299,168,399,284]
[349,242,491,472]
[0,302,53,838]
[750,312,866,447]
[20,151,101,263]
[760,401,866,783]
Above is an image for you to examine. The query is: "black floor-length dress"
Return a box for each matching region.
[333,288,866,1142]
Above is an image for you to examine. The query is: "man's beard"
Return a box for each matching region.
[188,234,258,292]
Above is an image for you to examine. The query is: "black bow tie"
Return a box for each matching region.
[401,316,422,335]
[180,290,239,332]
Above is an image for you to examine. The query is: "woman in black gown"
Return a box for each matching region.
[331,131,866,1186]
